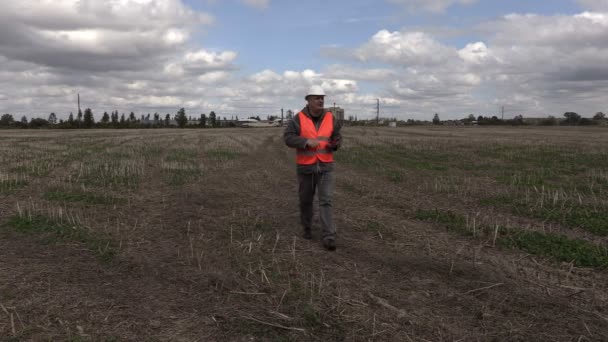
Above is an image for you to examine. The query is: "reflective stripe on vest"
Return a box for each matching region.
[296,111,334,165]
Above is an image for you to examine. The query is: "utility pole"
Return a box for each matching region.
[78,93,81,114]
[281,108,284,122]
[376,99,380,125]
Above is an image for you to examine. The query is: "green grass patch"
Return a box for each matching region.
[482,195,608,236]
[462,144,608,192]
[6,215,116,262]
[206,148,241,161]
[80,174,140,189]
[495,170,553,187]
[499,230,608,268]
[494,168,608,197]
[415,209,469,235]
[228,215,275,240]
[303,304,322,328]
[384,169,406,183]
[337,144,449,172]
[44,188,126,205]
[9,160,59,177]
[161,162,200,186]
[162,169,200,185]
[162,149,200,185]
[335,147,377,169]
[358,220,396,240]
[416,208,608,268]
[74,160,142,189]
[340,181,366,196]
[0,179,28,193]
[166,148,198,162]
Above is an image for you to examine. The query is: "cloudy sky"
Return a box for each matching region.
[1,0,608,121]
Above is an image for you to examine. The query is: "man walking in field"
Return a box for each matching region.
[283,85,342,251]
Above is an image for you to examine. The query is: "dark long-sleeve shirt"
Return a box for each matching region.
[283,106,342,174]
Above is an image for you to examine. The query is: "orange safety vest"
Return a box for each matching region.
[296,111,335,165]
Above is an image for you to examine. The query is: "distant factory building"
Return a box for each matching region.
[328,106,345,121]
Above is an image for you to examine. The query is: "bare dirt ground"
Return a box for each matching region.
[1,126,607,341]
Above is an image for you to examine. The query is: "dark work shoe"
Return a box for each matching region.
[303,229,312,240]
[323,239,336,251]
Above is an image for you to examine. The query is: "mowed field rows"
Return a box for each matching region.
[1,126,608,341]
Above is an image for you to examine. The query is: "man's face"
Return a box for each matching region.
[307,95,325,115]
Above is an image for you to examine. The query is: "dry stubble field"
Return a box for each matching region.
[1,126,608,341]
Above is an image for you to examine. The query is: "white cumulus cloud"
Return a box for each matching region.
[354,30,456,66]
[0,0,213,71]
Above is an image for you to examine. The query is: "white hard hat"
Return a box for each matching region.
[305,85,326,100]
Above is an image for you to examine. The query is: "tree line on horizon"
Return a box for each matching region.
[0,108,230,129]
[448,111,607,126]
[423,111,605,126]
[343,111,607,127]
[1,108,606,129]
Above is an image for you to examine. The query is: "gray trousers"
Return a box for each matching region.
[298,171,336,241]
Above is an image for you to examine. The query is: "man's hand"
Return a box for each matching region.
[328,138,341,151]
[306,139,320,148]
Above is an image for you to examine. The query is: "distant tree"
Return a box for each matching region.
[83,108,95,128]
[48,112,57,125]
[467,114,476,121]
[490,116,502,125]
[120,113,126,126]
[175,108,187,128]
[199,113,207,128]
[593,112,606,120]
[111,111,119,127]
[511,114,524,126]
[67,112,75,128]
[129,112,136,122]
[15,115,28,128]
[165,113,170,126]
[209,111,217,127]
[29,117,49,128]
[101,111,110,125]
[432,113,440,125]
[563,112,581,125]
[153,113,160,122]
[541,115,557,126]
[0,114,14,127]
